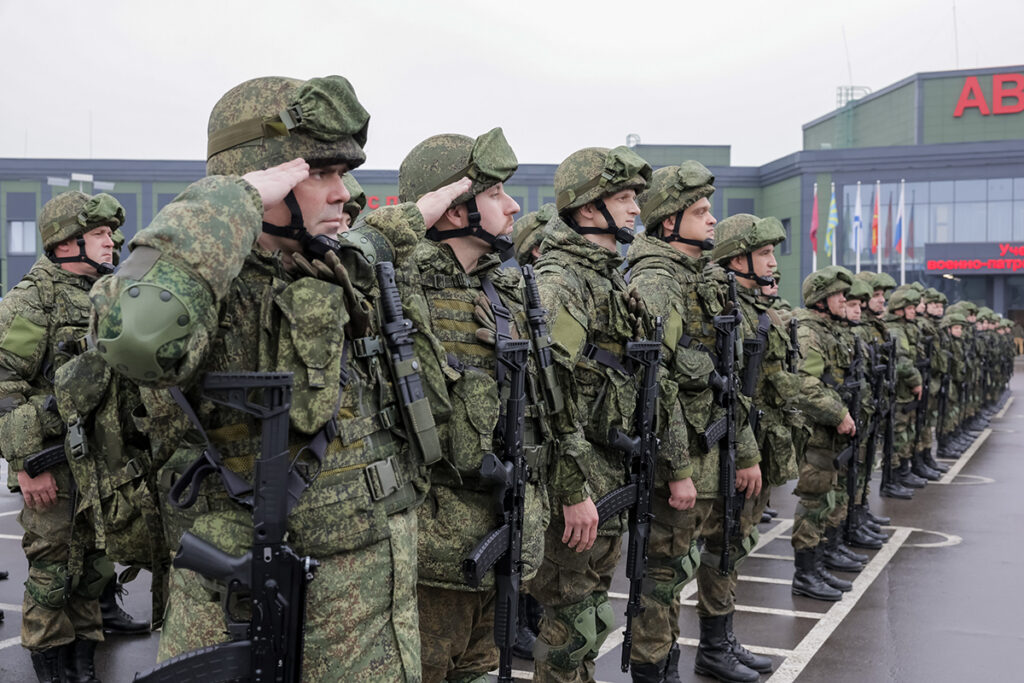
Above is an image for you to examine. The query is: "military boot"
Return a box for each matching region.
[880,475,914,499]
[31,646,67,683]
[764,506,779,518]
[0,569,8,580]
[65,639,99,683]
[814,546,852,592]
[792,548,842,602]
[924,449,949,473]
[863,506,890,525]
[664,642,682,683]
[100,581,149,635]
[724,612,773,674]
[694,615,759,682]
[823,527,864,571]
[911,451,941,481]
[630,656,668,683]
[897,459,927,488]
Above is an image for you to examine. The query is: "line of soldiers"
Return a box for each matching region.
[0,71,1015,683]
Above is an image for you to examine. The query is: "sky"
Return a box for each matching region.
[1,0,1021,170]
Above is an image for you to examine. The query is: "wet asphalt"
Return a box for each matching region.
[1,363,1021,682]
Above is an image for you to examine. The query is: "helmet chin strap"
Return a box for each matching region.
[659,209,713,250]
[569,198,634,244]
[725,253,775,287]
[813,301,847,323]
[425,197,516,262]
[263,191,343,261]
[48,237,114,276]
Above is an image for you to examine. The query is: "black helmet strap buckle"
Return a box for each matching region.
[425,197,516,262]
[725,253,775,287]
[47,236,114,276]
[569,198,634,244]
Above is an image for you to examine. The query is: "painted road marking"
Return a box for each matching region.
[938,428,990,484]
[994,396,1014,419]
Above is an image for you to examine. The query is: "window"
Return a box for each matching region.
[9,221,36,255]
[780,218,792,254]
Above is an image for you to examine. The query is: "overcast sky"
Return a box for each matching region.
[2,0,1021,170]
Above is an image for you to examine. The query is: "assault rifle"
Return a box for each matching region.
[593,318,665,672]
[713,274,744,577]
[135,372,316,683]
[839,340,863,537]
[521,264,564,417]
[21,396,64,478]
[860,337,892,504]
[880,336,899,491]
[911,333,934,458]
[461,337,531,683]
[936,372,951,454]
[786,318,800,373]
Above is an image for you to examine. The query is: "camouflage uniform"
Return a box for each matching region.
[391,129,553,683]
[512,203,557,266]
[937,311,968,455]
[90,76,432,681]
[884,287,926,491]
[530,147,690,683]
[0,191,126,678]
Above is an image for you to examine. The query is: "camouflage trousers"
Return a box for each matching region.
[893,402,917,462]
[696,487,769,618]
[827,465,852,529]
[19,496,104,652]
[530,523,622,683]
[791,449,838,551]
[158,508,421,682]
[417,585,497,683]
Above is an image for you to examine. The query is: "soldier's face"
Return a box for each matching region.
[599,189,640,229]
[826,292,847,318]
[475,182,520,238]
[904,305,917,320]
[761,281,778,296]
[675,197,715,242]
[267,163,351,239]
[927,302,944,317]
[868,290,886,313]
[82,225,115,267]
[950,324,963,338]
[749,244,776,278]
[845,299,862,322]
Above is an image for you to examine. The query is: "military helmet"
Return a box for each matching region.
[398,127,518,205]
[977,306,996,322]
[887,286,921,311]
[802,265,853,307]
[711,214,786,265]
[554,146,651,213]
[941,311,968,328]
[638,160,715,230]
[854,270,896,293]
[39,191,125,252]
[512,203,556,265]
[923,288,948,304]
[207,75,369,176]
[950,300,979,316]
[909,281,925,293]
[846,277,874,302]
[342,174,367,223]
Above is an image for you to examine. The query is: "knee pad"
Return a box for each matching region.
[75,552,115,600]
[590,592,615,658]
[700,528,759,574]
[26,559,73,610]
[541,597,598,672]
[650,541,701,606]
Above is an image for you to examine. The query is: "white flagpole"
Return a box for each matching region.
[812,182,818,272]
[831,182,837,267]
[875,180,882,273]
[854,181,862,273]
[899,179,906,285]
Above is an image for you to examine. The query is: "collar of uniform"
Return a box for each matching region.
[542,215,624,273]
[37,254,102,291]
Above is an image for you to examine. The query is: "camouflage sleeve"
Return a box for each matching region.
[891,329,922,387]
[795,325,848,427]
[361,202,427,266]
[657,372,692,480]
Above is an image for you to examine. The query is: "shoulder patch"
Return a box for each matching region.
[0,313,47,360]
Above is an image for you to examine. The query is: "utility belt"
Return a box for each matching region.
[582,340,638,377]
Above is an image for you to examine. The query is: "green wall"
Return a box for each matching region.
[922,74,1024,144]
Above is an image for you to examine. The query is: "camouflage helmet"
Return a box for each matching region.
[854,270,896,293]
[908,281,925,293]
[512,203,556,265]
[398,127,518,205]
[940,311,968,329]
[977,306,996,322]
[711,214,786,265]
[342,174,366,223]
[887,286,921,312]
[948,300,979,316]
[923,288,948,305]
[846,277,874,302]
[637,160,715,234]
[802,265,853,307]
[39,191,125,252]
[207,75,369,176]
[554,146,651,213]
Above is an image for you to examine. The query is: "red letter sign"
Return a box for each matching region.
[954,76,991,117]
[992,73,1024,115]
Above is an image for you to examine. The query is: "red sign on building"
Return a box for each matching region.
[954,73,1024,117]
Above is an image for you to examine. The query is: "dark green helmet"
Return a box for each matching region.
[854,270,897,293]
[638,160,715,245]
[710,213,785,286]
[342,174,366,223]
[398,127,518,204]
[512,203,556,265]
[923,287,948,304]
[207,75,369,176]
[846,277,874,302]
[941,311,967,328]
[39,191,125,251]
[887,286,921,311]
[802,265,853,307]
[554,146,650,244]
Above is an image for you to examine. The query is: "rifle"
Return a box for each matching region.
[741,312,771,436]
[860,337,891,504]
[936,350,951,453]
[879,335,898,490]
[786,318,800,373]
[521,264,564,417]
[841,340,863,538]
[375,261,442,466]
[911,333,934,457]
[461,337,531,683]
[592,318,664,672]
[135,372,316,683]
[23,443,68,478]
[712,274,743,577]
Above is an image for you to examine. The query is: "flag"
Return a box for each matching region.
[893,181,905,252]
[825,184,838,258]
[907,195,915,259]
[809,182,819,252]
[853,183,863,253]
[870,187,879,254]
[884,193,893,259]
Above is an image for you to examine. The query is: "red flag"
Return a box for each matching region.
[884,192,893,260]
[809,183,819,252]
[871,188,879,254]
[907,201,915,259]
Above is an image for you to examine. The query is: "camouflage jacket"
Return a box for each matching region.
[793,309,852,453]
[0,257,91,492]
[626,234,759,499]
[883,315,923,403]
[535,218,689,534]
[392,240,551,590]
[91,177,434,559]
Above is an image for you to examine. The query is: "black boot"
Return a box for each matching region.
[792,548,842,602]
[764,507,779,518]
[911,451,941,481]
[664,641,682,683]
[864,507,891,526]
[694,615,759,682]
[724,612,773,674]
[814,546,852,592]
[824,527,864,571]
[846,523,884,549]
[835,530,870,563]
[0,569,8,580]
[630,655,668,683]
[925,450,949,473]
[31,646,67,683]
[100,581,149,635]
[512,593,541,660]
[898,460,927,488]
[65,639,99,683]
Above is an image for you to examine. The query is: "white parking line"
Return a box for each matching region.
[994,396,1014,419]
[939,429,990,483]
[0,636,22,652]
[0,602,22,612]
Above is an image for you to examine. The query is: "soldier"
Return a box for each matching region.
[512,203,557,266]
[937,311,968,458]
[341,173,367,229]
[629,166,765,683]
[0,191,126,681]
[89,75,464,680]
[388,128,553,682]
[883,287,927,494]
[529,146,695,683]
[790,267,859,602]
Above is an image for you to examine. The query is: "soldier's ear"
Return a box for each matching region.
[661,216,676,235]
